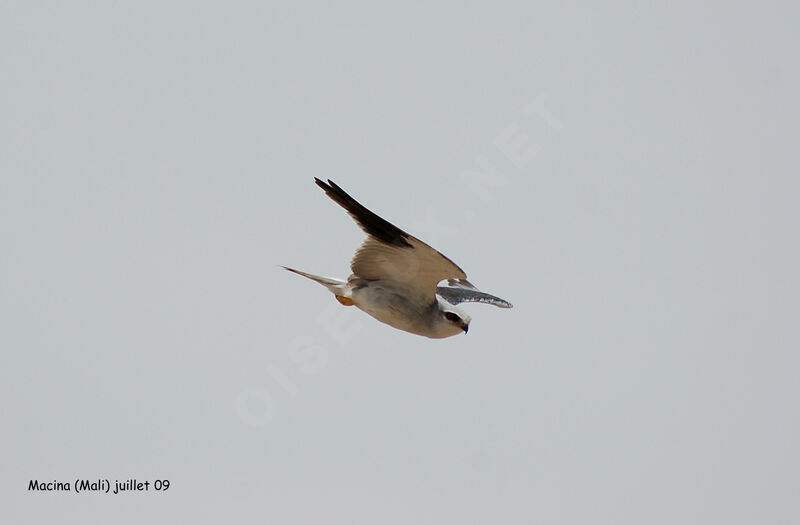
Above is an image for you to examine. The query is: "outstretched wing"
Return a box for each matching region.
[436,285,513,309]
[315,178,467,302]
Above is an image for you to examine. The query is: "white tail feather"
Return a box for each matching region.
[281,266,347,294]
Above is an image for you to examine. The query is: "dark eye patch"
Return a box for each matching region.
[444,312,460,323]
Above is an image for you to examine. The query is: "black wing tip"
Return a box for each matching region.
[312,178,412,248]
[314,177,343,190]
[314,177,333,194]
[313,178,352,207]
[315,178,360,209]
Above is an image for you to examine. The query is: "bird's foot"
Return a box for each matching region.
[335,295,354,306]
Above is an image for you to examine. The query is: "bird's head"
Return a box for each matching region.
[439,303,471,335]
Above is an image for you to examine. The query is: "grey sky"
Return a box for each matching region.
[2,1,798,524]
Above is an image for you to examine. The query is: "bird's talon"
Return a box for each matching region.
[336,295,354,306]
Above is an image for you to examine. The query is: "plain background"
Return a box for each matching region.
[2,1,798,524]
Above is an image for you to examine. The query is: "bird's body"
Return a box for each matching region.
[284,179,511,339]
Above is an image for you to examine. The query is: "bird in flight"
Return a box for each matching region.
[283,179,512,338]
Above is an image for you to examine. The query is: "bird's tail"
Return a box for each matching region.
[281,266,347,294]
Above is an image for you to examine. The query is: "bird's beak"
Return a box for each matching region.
[462,324,469,334]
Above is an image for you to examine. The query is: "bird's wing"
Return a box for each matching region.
[315,178,466,302]
[435,285,513,309]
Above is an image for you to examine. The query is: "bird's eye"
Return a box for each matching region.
[445,312,460,323]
